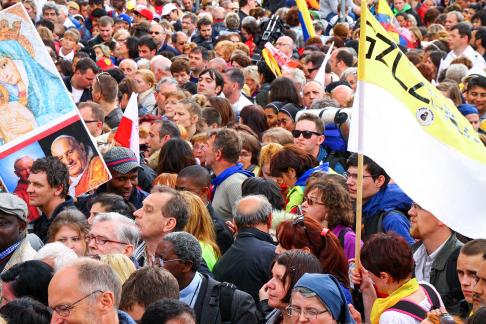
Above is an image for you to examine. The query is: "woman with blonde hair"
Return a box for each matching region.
[134,69,157,115]
[97,253,137,284]
[163,90,188,119]
[214,40,236,62]
[180,191,221,271]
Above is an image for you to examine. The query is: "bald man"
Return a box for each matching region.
[13,156,40,222]
[275,36,295,58]
[119,59,138,78]
[208,57,228,74]
[213,195,276,302]
[331,84,354,107]
[51,136,109,196]
[150,55,172,82]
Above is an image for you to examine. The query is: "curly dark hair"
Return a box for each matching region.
[30,156,70,198]
[304,178,354,228]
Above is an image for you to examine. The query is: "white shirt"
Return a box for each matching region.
[413,239,449,282]
[71,87,84,104]
[58,48,75,62]
[438,45,486,76]
[232,92,253,116]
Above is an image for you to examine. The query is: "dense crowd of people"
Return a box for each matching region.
[0,0,485,322]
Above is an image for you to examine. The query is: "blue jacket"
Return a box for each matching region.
[363,183,414,245]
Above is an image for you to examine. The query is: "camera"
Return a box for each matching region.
[296,107,352,126]
[251,14,289,64]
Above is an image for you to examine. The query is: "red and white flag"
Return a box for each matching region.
[114,93,140,162]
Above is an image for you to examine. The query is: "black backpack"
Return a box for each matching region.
[210,281,237,324]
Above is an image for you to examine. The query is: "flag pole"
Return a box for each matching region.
[354,0,368,268]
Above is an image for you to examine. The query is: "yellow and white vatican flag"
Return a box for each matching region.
[348,3,486,239]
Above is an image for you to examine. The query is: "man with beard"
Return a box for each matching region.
[408,202,464,312]
[51,135,109,196]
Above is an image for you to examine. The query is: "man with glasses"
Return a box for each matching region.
[78,101,105,137]
[275,36,295,59]
[87,212,140,258]
[345,153,414,244]
[456,239,486,317]
[151,23,178,56]
[293,114,346,174]
[92,72,123,129]
[157,231,258,323]
[48,258,135,324]
[181,13,197,40]
[213,195,275,303]
[409,202,463,313]
[172,31,188,55]
[176,165,234,254]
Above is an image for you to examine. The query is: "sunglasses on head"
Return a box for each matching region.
[292,130,321,139]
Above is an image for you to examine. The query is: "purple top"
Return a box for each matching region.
[332,225,363,260]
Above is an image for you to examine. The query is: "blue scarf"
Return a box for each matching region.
[295,162,330,187]
[211,163,254,194]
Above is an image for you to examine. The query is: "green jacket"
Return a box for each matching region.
[412,234,464,313]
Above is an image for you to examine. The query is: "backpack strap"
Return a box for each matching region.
[386,300,428,321]
[218,282,237,323]
[419,283,441,309]
[385,283,441,322]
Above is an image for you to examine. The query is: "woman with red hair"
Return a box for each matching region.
[275,215,352,304]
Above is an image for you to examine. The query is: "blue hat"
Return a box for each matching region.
[294,273,354,323]
[117,13,133,25]
[457,104,479,116]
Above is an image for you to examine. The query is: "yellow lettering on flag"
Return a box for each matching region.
[359,7,486,163]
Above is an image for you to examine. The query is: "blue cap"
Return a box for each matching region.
[457,104,479,116]
[117,13,133,25]
[294,273,355,323]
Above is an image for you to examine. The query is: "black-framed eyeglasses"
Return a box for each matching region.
[286,305,329,319]
[154,254,183,267]
[86,234,128,246]
[151,31,161,35]
[83,119,100,124]
[51,290,104,317]
[292,130,321,139]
